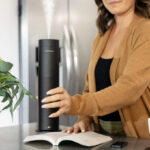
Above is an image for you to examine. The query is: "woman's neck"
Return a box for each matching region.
[114,9,135,32]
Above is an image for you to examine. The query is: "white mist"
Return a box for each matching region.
[41,0,55,39]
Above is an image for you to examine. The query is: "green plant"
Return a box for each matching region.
[0,58,36,118]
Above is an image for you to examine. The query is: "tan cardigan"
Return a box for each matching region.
[67,14,150,139]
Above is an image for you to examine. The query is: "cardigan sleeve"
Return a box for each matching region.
[67,25,150,116]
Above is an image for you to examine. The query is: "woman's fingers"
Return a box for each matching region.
[41,87,71,117]
[64,126,80,134]
[64,127,74,133]
[63,120,91,134]
[67,127,74,133]
[42,94,64,103]
[73,126,80,133]
[47,87,65,95]
[49,108,65,118]
[63,129,67,133]
[63,129,68,133]
[79,122,86,133]
[63,127,73,133]
[42,100,63,109]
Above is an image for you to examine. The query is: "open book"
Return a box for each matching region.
[23,131,112,147]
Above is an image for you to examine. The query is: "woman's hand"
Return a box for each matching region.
[63,119,92,133]
[41,87,71,118]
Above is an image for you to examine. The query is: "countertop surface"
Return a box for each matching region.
[0,123,150,150]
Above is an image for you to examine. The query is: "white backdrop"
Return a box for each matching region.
[0,0,19,126]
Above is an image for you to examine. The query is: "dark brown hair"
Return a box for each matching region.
[95,0,150,35]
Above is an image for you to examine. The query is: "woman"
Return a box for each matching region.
[42,0,150,138]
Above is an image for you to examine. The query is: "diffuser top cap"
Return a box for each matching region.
[39,39,59,49]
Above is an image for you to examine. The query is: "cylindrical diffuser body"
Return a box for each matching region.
[38,39,60,131]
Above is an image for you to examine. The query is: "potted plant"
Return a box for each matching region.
[0,58,36,117]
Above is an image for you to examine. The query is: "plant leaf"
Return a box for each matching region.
[10,103,13,120]
[2,96,8,103]
[0,61,13,73]
[12,85,19,99]
[0,89,6,96]
[13,90,24,111]
[19,83,36,101]
[2,96,13,111]
[0,59,36,118]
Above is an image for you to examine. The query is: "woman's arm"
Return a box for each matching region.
[68,28,150,116]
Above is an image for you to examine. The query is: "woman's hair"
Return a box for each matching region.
[95,0,150,35]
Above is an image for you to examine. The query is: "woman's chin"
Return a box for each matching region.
[109,9,126,16]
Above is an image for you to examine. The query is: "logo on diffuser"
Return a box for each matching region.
[45,49,55,53]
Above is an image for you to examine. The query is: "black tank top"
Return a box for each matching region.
[95,57,121,121]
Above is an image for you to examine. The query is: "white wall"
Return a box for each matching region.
[0,0,19,126]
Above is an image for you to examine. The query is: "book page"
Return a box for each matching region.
[57,131,112,147]
[44,132,69,144]
[24,133,55,145]
[24,131,112,147]
[24,132,69,145]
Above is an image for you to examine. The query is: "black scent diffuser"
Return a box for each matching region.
[38,39,60,131]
